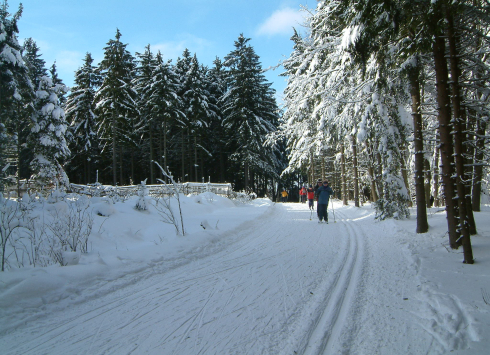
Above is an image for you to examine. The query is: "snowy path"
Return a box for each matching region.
[0,202,472,354]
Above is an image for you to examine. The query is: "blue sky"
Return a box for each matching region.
[8,0,313,102]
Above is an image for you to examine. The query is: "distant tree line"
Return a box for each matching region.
[1,2,286,197]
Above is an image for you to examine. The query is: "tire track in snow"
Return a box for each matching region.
[298,206,366,355]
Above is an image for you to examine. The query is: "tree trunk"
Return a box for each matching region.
[365,141,378,203]
[244,161,249,190]
[149,128,154,184]
[15,117,22,198]
[433,142,441,207]
[461,108,477,234]
[424,158,431,208]
[321,155,325,180]
[433,32,460,249]
[410,67,429,233]
[219,148,224,183]
[472,117,486,212]
[130,149,135,185]
[158,125,163,181]
[163,119,168,183]
[446,10,474,262]
[341,144,348,205]
[181,129,185,181]
[352,136,360,207]
[112,113,117,186]
[310,150,315,186]
[376,152,384,200]
[119,146,123,185]
[400,149,412,207]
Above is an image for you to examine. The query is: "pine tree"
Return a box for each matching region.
[23,37,47,90]
[133,45,155,182]
[29,76,70,187]
[145,50,182,183]
[95,29,138,186]
[223,34,282,191]
[204,57,227,182]
[0,1,34,194]
[65,52,101,184]
[175,50,214,182]
[49,61,67,105]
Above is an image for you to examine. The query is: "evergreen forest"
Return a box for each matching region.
[1,2,285,197]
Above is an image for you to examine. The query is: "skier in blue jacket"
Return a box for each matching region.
[315,180,333,223]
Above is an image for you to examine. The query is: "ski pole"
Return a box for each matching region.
[331,198,336,223]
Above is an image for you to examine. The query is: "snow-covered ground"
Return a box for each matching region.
[0,193,489,354]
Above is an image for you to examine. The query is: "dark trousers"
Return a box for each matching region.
[317,203,328,221]
[308,199,314,209]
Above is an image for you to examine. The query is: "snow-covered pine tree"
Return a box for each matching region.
[279,29,321,182]
[174,49,193,181]
[175,50,214,182]
[29,76,70,188]
[222,34,281,192]
[65,52,101,184]
[95,29,138,186]
[133,45,155,182]
[146,51,183,183]
[204,57,227,182]
[0,1,34,194]
[49,61,67,105]
[22,37,47,90]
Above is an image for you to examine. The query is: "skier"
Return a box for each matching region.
[313,179,323,217]
[281,189,288,203]
[299,185,307,203]
[307,185,315,210]
[315,180,333,223]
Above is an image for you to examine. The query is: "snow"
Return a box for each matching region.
[1,194,489,354]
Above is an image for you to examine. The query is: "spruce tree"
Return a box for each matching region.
[23,37,47,90]
[29,76,70,187]
[223,34,281,191]
[49,61,67,105]
[65,52,101,184]
[175,50,214,182]
[146,51,182,183]
[133,45,155,182]
[95,29,137,185]
[204,57,227,182]
[0,1,34,193]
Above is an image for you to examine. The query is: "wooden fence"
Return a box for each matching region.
[69,182,234,198]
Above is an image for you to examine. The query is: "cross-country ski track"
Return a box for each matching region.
[1,201,481,354]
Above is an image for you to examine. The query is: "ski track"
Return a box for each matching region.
[1,202,472,354]
[284,206,367,355]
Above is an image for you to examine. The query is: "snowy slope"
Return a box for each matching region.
[0,195,489,354]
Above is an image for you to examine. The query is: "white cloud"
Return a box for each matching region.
[149,34,213,61]
[55,50,85,70]
[256,7,305,37]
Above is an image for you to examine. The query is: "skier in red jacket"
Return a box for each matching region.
[299,186,307,203]
[307,185,315,210]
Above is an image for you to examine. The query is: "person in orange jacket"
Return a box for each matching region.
[299,185,307,203]
[281,189,288,202]
[307,185,315,210]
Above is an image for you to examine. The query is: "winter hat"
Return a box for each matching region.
[317,179,322,183]
[323,180,329,184]
[309,184,312,188]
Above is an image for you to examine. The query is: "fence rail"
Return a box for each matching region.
[69,182,234,198]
